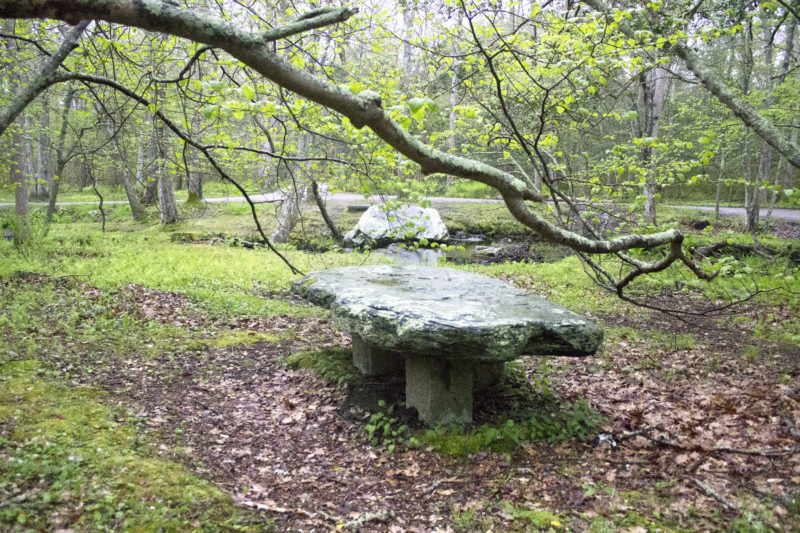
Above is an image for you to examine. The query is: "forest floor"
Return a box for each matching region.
[2,201,800,531]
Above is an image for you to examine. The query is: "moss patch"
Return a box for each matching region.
[285,347,361,386]
[0,360,270,531]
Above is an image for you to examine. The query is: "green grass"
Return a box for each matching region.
[0,360,269,531]
[420,396,604,457]
[0,211,387,318]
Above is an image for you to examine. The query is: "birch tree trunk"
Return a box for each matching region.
[637,65,671,224]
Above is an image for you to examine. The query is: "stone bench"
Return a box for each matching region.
[291,264,603,425]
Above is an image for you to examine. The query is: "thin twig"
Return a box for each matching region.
[691,477,739,512]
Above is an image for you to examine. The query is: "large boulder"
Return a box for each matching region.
[343,204,448,247]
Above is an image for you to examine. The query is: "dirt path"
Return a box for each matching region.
[5,193,799,221]
[667,204,800,222]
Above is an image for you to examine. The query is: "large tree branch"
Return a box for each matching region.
[0,0,540,202]
[0,19,89,137]
[0,0,715,290]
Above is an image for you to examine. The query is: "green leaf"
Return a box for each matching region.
[201,105,219,119]
[241,86,255,101]
[407,97,427,113]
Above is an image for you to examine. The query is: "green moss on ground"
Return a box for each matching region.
[0,360,270,531]
[285,347,361,386]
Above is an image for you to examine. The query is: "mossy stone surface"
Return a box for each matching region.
[292,264,603,361]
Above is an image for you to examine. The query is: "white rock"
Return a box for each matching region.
[343,204,448,247]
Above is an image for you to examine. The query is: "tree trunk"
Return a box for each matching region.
[36,93,51,200]
[748,141,772,232]
[714,151,725,222]
[767,122,799,226]
[187,169,203,203]
[12,130,29,237]
[745,20,779,233]
[93,102,144,219]
[150,33,178,225]
[400,3,415,89]
[271,133,310,243]
[158,166,178,224]
[310,179,341,241]
[765,155,784,228]
[135,143,145,187]
[637,65,671,224]
[142,124,159,206]
[271,184,305,243]
[46,85,75,223]
[122,168,144,219]
[3,19,28,240]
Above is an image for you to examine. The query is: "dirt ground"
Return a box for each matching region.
[25,278,794,532]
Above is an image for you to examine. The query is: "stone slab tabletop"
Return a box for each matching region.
[291,264,603,361]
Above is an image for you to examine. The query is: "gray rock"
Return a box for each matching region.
[293,265,603,425]
[293,264,603,360]
[474,245,502,257]
[343,204,448,247]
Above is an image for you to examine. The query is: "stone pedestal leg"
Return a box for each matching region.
[351,334,404,376]
[405,356,473,425]
[473,361,505,391]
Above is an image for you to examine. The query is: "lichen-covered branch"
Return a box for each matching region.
[0,0,718,290]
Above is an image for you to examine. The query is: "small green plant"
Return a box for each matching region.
[364,400,419,453]
[649,330,696,353]
[421,397,604,456]
[451,503,479,531]
[528,397,603,442]
[743,345,760,364]
[285,348,360,386]
[499,502,564,530]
